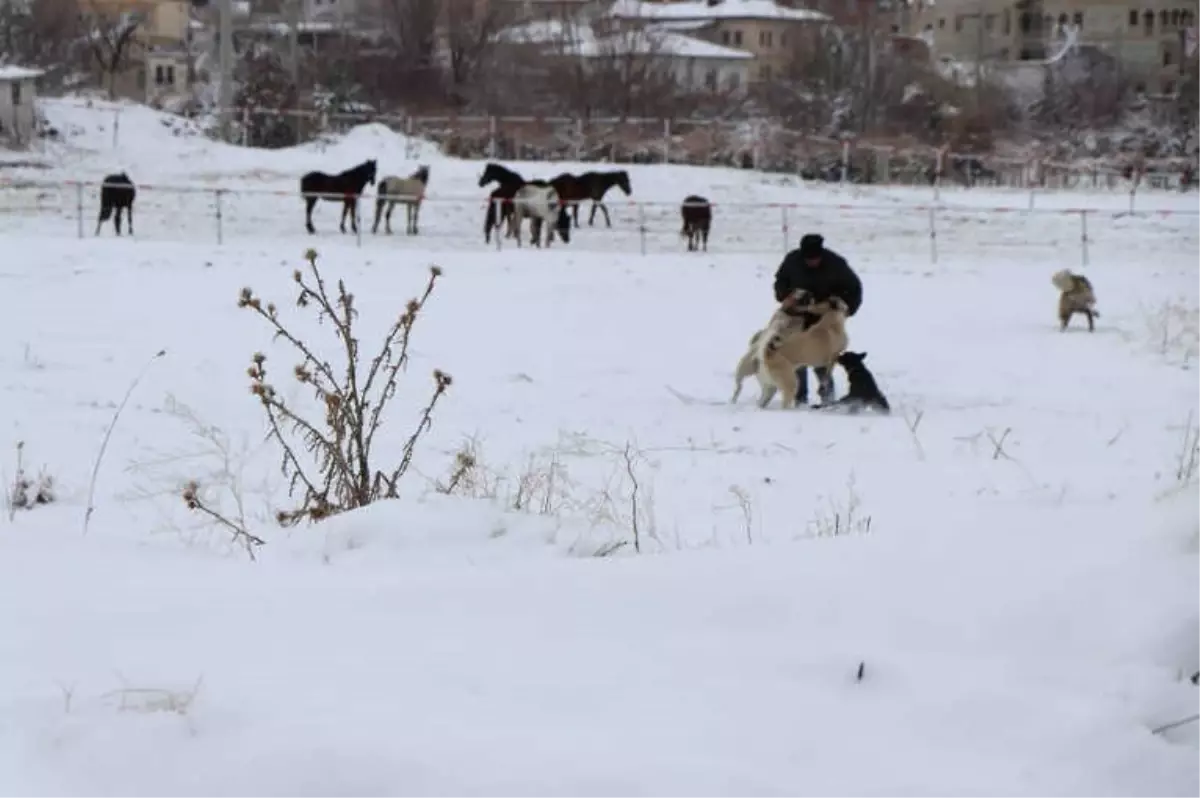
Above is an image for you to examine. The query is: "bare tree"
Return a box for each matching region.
[0,0,84,79]
[81,0,143,99]
[440,0,510,108]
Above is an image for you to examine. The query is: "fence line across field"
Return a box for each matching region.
[61,100,1191,194]
[7,177,1196,265]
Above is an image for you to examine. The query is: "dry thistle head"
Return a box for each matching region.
[293,269,303,283]
[181,480,199,510]
[434,369,453,389]
[267,302,277,317]
[304,248,318,264]
[455,450,476,469]
[406,299,420,315]
[294,364,312,383]
[253,352,266,365]
[237,287,254,308]
[430,265,443,277]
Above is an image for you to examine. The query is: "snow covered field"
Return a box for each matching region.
[1,98,1198,795]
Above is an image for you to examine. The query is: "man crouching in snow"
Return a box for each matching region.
[772,233,863,405]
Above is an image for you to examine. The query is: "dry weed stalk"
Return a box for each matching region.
[7,441,55,520]
[1174,410,1199,485]
[237,249,451,526]
[805,472,873,539]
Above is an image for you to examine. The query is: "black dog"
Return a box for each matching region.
[820,351,890,414]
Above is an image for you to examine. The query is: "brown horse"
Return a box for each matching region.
[549,170,632,227]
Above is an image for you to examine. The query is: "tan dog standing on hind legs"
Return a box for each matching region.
[756,297,850,409]
[731,289,813,404]
[1051,269,1100,332]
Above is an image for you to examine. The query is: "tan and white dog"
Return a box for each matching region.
[755,296,850,409]
[730,289,812,404]
[1051,269,1099,332]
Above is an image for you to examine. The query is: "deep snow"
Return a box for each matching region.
[0,98,1197,796]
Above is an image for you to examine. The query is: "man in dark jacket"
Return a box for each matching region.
[772,233,863,405]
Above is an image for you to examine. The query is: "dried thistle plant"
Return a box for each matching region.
[235,250,451,526]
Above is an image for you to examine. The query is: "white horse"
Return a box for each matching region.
[373,165,429,235]
[507,183,565,248]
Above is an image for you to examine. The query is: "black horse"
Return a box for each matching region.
[550,170,632,228]
[96,172,136,236]
[300,159,377,235]
[680,195,711,252]
[480,161,526,243]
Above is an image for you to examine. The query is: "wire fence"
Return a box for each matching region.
[2,178,1196,265]
[64,100,1197,192]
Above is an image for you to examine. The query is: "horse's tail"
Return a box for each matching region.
[98,203,113,222]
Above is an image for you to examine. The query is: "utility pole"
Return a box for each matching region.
[218,0,233,141]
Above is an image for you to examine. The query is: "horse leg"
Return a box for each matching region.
[127,203,134,236]
[600,202,612,227]
[412,201,421,235]
[386,201,396,235]
[373,198,385,234]
[305,196,318,234]
[588,201,598,226]
[95,205,104,236]
[114,206,123,236]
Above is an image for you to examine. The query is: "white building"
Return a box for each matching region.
[495,18,754,93]
[0,65,43,147]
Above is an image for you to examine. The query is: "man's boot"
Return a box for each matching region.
[815,366,835,404]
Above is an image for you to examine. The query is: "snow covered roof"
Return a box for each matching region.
[494,18,590,45]
[607,0,829,24]
[564,28,754,58]
[653,19,715,30]
[0,65,45,81]
[495,19,754,59]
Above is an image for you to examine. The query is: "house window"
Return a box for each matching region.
[1170,9,1180,25]
[1003,9,1011,33]
[155,64,163,84]
[1160,10,1168,26]
[984,13,995,31]
[733,29,742,45]
[705,69,717,90]
[954,14,963,31]
[727,71,740,90]
[1057,13,1067,27]
[1144,10,1154,33]
[1128,9,1138,26]
[780,32,787,47]
[937,17,945,28]
[154,64,175,85]
[765,30,772,46]
[1073,11,1083,27]
[1163,47,1173,65]
[11,80,21,106]
[722,29,730,44]
[1020,12,1031,32]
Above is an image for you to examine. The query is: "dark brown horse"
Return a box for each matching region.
[680,195,711,252]
[479,161,526,243]
[96,172,136,236]
[549,170,632,227]
[300,158,377,234]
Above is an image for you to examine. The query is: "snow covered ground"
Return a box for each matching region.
[0,98,1198,795]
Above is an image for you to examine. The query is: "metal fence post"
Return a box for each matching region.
[927,205,938,265]
[840,140,850,185]
[75,181,84,239]
[112,108,120,149]
[215,188,224,245]
[488,116,497,160]
[638,203,647,256]
[662,118,670,164]
[355,198,362,248]
[1079,210,1089,268]
[493,198,503,251]
[780,204,789,253]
